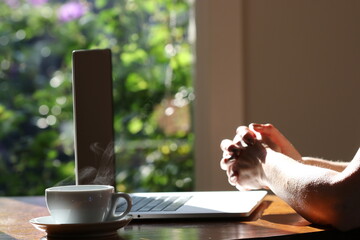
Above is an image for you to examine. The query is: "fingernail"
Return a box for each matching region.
[252,124,263,130]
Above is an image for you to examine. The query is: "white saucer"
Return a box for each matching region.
[29,215,132,238]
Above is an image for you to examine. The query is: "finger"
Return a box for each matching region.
[221,139,241,164]
[228,174,237,186]
[220,157,232,170]
[220,139,233,151]
[227,166,238,186]
[250,123,301,159]
[222,150,232,159]
[228,174,238,186]
[220,156,234,170]
[235,126,256,147]
[221,140,241,157]
[250,124,283,145]
[220,158,228,170]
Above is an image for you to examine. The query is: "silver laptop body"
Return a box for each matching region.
[127,191,266,219]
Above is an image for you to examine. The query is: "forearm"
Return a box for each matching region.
[262,150,341,228]
[301,157,348,172]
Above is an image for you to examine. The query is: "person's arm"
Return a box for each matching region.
[300,157,348,172]
[220,124,360,231]
[250,123,349,172]
[262,148,360,231]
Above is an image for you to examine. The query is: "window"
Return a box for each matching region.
[0,0,195,195]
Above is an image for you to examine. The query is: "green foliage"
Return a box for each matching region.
[0,0,194,196]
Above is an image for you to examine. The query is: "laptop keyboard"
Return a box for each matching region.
[116,195,192,212]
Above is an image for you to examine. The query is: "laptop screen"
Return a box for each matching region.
[72,49,115,187]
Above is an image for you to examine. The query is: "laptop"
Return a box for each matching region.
[72,49,267,220]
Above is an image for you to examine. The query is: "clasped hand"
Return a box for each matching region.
[220,123,302,191]
[220,125,268,191]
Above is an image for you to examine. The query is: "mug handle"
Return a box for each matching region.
[107,192,132,222]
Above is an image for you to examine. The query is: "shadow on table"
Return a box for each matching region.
[40,233,128,240]
[261,213,311,226]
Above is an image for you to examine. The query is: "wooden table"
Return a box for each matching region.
[0,194,356,240]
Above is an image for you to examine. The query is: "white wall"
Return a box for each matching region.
[195,0,360,191]
[244,0,360,161]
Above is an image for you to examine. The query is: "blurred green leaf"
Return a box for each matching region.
[95,0,107,9]
[128,117,143,134]
[126,73,149,92]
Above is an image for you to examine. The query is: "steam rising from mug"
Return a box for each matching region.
[77,142,115,185]
[54,142,115,186]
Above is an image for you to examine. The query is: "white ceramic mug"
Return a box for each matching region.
[45,185,132,224]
